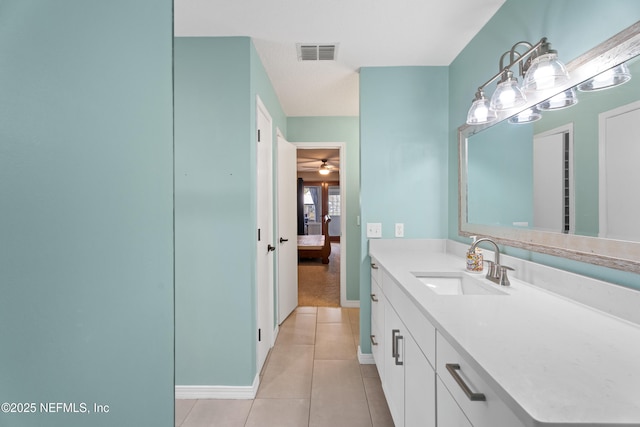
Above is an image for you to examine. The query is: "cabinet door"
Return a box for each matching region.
[384,303,405,427]
[437,378,473,427]
[405,336,436,427]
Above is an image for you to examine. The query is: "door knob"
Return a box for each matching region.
[279,237,289,243]
[267,244,276,252]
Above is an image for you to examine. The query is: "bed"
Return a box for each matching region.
[297,215,332,264]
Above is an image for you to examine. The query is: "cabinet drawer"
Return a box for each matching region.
[383,270,436,368]
[370,314,384,379]
[370,257,381,288]
[370,280,385,330]
[437,377,473,427]
[436,333,525,427]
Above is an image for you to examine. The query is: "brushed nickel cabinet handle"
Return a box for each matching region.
[446,363,486,401]
[391,329,400,358]
[394,334,404,366]
[370,335,378,346]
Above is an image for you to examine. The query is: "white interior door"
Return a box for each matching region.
[599,100,640,241]
[533,132,563,231]
[256,97,274,373]
[533,124,573,233]
[277,134,298,323]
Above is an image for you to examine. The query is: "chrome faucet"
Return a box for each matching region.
[468,237,513,286]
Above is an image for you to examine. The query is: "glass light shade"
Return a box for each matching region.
[490,77,527,110]
[508,107,542,124]
[522,52,570,93]
[319,164,330,175]
[466,97,497,125]
[538,87,578,111]
[577,63,631,91]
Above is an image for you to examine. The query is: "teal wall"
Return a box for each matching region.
[448,0,640,289]
[359,66,449,353]
[466,121,533,227]
[174,37,286,387]
[287,117,360,301]
[0,2,174,426]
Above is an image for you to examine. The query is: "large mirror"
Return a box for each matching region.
[459,21,640,273]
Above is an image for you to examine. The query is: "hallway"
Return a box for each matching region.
[298,243,341,307]
[175,307,393,426]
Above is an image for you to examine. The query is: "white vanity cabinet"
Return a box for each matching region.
[372,266,436,427]
[371,259,521,427]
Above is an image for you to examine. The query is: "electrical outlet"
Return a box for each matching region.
[366,223,382,238]
[395,223,404,238]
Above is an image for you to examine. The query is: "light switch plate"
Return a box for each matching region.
[395,223,404,238]
[366,223,382,238]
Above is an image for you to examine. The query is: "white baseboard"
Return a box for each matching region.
[175,374,259,400]
[358,346,375,364]
[341,299,360,308]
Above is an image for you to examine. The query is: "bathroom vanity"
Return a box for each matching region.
[369,239,640,427]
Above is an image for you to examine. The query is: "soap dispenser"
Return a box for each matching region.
[466,236,483,272]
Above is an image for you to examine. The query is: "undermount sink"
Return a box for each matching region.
[412,272,507,296]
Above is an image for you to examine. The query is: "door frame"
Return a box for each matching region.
[294,142,348,307]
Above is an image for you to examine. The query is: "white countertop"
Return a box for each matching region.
[369,239,640,427]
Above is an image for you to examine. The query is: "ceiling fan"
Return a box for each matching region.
[296,153,339,173]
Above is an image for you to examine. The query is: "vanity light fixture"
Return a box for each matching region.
[490,70,527,111]
[467,90,497,124]
[466,38,570,125]
[318,159,331,175]
[577,62,632,91]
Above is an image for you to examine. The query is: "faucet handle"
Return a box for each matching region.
[498,265,514,287]
[483,259,496,279]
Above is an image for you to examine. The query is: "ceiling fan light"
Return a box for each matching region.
[318,160,331,175]
[577,63,632,91]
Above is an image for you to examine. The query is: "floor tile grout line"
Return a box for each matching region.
[308,307,319,427]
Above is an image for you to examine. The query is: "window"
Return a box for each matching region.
[328,186,340,216]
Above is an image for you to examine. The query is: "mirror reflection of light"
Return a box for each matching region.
[508,107,542,124]
[578,63,632,91]
[538,87,579,110]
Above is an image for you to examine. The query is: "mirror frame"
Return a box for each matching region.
[459,21,640,274]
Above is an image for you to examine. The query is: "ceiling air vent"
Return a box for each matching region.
[296,43,338,61]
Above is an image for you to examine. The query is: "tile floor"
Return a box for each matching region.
[175,307,394,427]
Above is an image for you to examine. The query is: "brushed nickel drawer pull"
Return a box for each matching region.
[371,293,378,302]
[370,335,378,346]
[446,363,486,401]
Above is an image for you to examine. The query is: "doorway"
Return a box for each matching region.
[295,144,346,307]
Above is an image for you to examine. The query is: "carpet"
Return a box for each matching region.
[298,242,340,307]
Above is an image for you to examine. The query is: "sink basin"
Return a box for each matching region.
[412,272,506,296]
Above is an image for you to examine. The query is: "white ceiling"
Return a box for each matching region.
[174,0,506,117]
